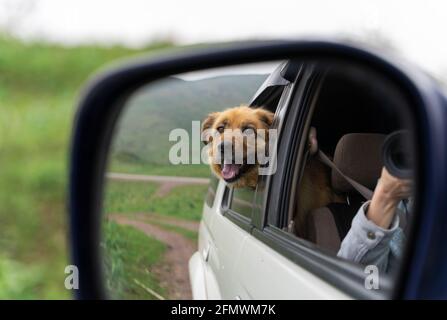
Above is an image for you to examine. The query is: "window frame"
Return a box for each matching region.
[252,66,303,229]
[221,186,255,233]
[219,69,295,233]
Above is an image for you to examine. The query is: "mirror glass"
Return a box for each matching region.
[102,59,417,299]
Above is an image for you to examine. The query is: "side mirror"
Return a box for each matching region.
[69,40,447,299]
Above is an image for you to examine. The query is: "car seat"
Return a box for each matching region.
[306,133,386,253]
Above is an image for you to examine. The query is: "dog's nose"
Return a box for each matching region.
[218,141,233,155]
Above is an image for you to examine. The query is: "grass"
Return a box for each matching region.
[102,179,204,299]
[149,221,198,241]
[0,36,172,95]
[1,33,211,299]
[0,256,46,299]
[104,181,159,213]
[109,160,212,178]
[104,180,208,221]
[101,221,167,300]
[0,34,174,298]
[147,184,208,221]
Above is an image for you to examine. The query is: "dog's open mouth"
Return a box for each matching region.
[220,163,254,183]
[221,163,241,181]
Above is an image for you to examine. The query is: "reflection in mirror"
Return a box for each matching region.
[101,59,417,299]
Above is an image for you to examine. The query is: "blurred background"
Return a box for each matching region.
[0,0,446,299]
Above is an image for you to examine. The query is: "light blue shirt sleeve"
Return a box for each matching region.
[337,201,402,273]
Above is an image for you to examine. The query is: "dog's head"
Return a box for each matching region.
[201,105,274,188]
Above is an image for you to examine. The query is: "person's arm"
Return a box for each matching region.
[337,168,411,272]
[337,201,401,272]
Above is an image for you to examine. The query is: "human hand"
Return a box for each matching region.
[367,167,412,229]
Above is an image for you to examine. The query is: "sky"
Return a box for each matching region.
[0,0,446,80]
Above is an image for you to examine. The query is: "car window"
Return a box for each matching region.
[287,64,416,258]
[229,187,255,219]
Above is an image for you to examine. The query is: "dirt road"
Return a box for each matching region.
[106,173,210,197]
[109,213,200,300]
[106,172,209,184]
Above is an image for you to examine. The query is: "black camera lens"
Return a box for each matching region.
[382,130,413,179]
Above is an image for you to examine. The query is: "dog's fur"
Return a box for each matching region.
[202,105,273,188]
[293,157,340,238]
[202,105,339,238]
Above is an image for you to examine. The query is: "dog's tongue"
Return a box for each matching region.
[222,164,240,180]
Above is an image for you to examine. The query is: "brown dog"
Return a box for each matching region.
[201,105,274,188]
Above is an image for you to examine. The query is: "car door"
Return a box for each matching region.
[205,185,257,299]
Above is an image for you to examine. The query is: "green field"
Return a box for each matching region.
[0,33,256,299]
[104,180,207,221]
[109,161,211,178]
[102,180,206,299]
[102,220,167,300]
[0,35,173,299]
[147,220,198,241]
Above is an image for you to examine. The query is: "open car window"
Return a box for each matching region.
[260,61,417,297]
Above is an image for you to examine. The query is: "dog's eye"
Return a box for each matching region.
[216,125,225,133]
[242,127,255,136]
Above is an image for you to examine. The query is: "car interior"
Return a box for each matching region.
[289,62,413,256]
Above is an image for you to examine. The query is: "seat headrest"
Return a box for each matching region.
[332,133,386,193]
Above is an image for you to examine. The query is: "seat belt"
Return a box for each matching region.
[317,150,374,200]
[286,133,374,233]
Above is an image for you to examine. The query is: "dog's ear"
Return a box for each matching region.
[255,108,274,128]
[201,112,220,145]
